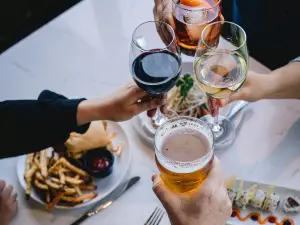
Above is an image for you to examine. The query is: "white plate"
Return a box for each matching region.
[227,179,300,225]
[17,121,131,209]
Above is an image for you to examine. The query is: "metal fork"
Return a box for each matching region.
[144,207,165,225]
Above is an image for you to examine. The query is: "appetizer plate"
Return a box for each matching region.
[227,179,300,225]
[17,121,131,209]
[132,61,246,144]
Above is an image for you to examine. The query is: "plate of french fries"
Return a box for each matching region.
[17,121,131,209]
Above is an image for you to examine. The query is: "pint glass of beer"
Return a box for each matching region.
[154,116,214,193]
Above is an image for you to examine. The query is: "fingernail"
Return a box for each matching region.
[152,174,157,181]
[152,174,161,187]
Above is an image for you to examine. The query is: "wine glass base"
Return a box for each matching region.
[200,115,235,149]
[151,115,167,129]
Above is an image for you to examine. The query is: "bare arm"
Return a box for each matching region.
[264,62,300,100]
[224,61,300,104]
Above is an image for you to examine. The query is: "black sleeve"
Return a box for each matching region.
[0,90,90,159]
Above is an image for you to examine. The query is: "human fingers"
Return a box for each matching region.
[136,97,167,114]
[7,192,17,204]
[153,0,175,46]
[152,174,179,212]
[197,157,224,195]
[2,184,13,201]
[147,94,167,117]
[0,180,5,193]
[124,82,147,101]
[147,105,167,117]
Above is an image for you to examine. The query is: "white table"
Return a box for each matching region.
[1,0,300,224]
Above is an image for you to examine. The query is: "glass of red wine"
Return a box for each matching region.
[130,21,182,128]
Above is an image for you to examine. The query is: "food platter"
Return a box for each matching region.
[226,177,300,225]
[132,61,247,144]
[17,121,131,209]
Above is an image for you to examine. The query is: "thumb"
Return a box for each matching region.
[152,174,178,211]
[138,97,167,113]
[219,92,243,106]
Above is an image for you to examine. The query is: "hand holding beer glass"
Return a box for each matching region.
[154,116,214,193]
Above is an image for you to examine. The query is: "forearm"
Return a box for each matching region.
[0,91,90,158]
[77,99,108,126]
[264,62,300,99]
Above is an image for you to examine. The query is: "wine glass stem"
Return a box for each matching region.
[152,107,166,128]
[212,109,221,132]
[156,106,163,119]
[208,96,221,132]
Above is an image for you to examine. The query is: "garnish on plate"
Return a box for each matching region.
[168,73,208,118]
[176,73,194,103]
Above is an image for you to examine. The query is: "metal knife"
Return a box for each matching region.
[70,176,140,225]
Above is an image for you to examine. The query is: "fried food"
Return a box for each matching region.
[65,120,123,157]
[61,192,97,203]
[40,150,48,178]
[24,149,97,209]
[65,121,113,154]
[25,164,38,199]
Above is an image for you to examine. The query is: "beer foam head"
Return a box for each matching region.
[154,116,214,173]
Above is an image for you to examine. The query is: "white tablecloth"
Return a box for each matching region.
[0,0,300,224]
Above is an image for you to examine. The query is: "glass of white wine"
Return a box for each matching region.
[193,21,248,149]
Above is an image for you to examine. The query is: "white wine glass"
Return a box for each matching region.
[193,21,248,149]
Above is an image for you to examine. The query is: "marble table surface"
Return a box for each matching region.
[1,0,300,224]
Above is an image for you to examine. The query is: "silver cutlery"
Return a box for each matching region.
[144,207,165,225]
[70,176,140,225]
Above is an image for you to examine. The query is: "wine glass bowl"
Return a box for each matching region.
[193,21,248,149]
[130,21,182,128]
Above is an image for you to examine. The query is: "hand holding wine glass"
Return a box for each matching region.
[129,21,182,128]
[194,21,249,149]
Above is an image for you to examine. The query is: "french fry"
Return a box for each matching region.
[49,158,62,173]
[64,188,77,195]
[25,163,37,180]
[34,157,41,169]
[45,180,61,190]
[73,185,83,196]
[34,179,49,191]
[35,172,44,182]
[46,191,51,203]
[40,150,48,178]
[60,158,89,177]
[61,192,97,203]
[65,176,83,185]
[25,153,34,174]
[50,177,60,184]
[79,185,97,191]
[47,192,65,211]
[58,167,66,185]
[25,164,38,199]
